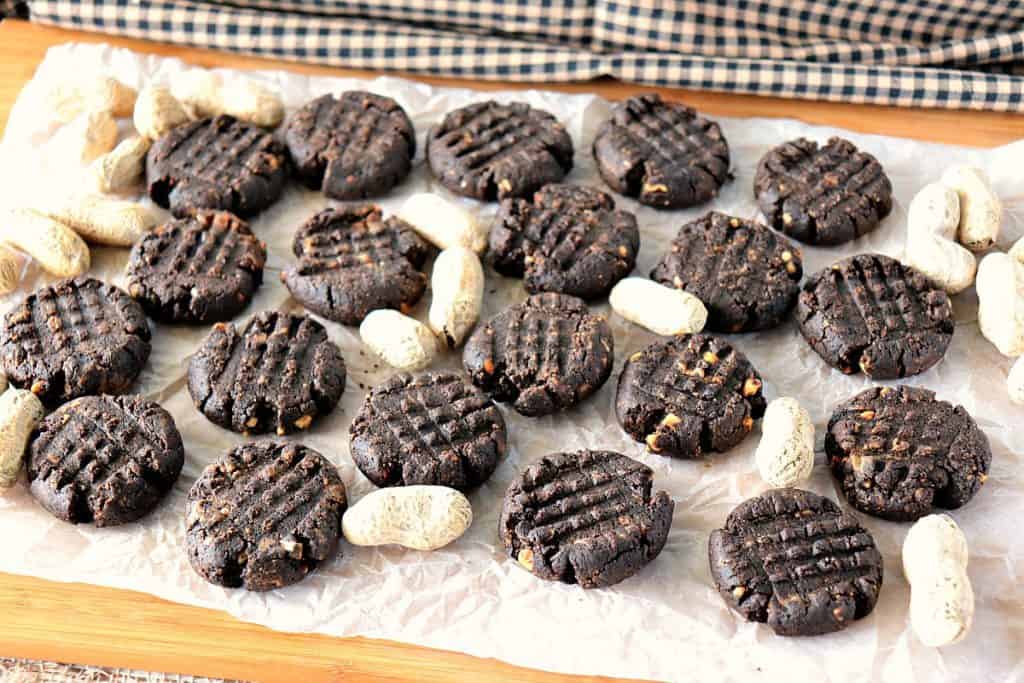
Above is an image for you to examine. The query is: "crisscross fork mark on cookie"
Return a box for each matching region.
[27,395,184,526]
[285,92,415,199]
[147,115,287,218]
[754,137,893,245]
[616,334,766,459]
[349,372,507,490]
[427,100,574,201]
[282,206,430,325]
[826,386,991,521]
[500,449,674,588]
[796,254,953,379]
[127,210,266,323]
[0,277,151,407]
[489,184,640,300]
[708,488,883,636]
[463,293,614,417]
[651,212,802,332]
[187,310,346,435]
[593,93,730,209]
[186,441,347,591]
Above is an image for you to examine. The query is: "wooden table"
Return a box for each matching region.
[0,18,1020,683]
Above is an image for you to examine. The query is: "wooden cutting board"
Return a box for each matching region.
[0,18,1020,683]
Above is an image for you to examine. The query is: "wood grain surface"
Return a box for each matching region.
[0,17,1021,683]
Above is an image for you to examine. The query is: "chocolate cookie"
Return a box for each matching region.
[489,184,640,300]
[186,440,347,591]
[463,293,614,417]
[282,205,430,325]
[284,92,415,200]
[826,386,991,522]
[187,310,346,435]
[126,210,266,324]
[708,488,883,636]
[796,253,954,379]
[616,334,765,459]
[754,137,893,245]
[0,277,151,407]
[349,372,506,491]
[426,100,574,201]
[592,93,730,209]
[499,449,673,588]
[651,212,803,332]
[147,114,288,218]
[27,395,184,527]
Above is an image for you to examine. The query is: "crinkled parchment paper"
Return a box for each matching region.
[0,44,1021,683]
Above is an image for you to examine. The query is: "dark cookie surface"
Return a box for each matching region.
[499,449,674,588]
[426,100,574,201]
[463,293,614,417]
[650,212,803,332]
[708,488,883,636]
[592,93,730,209]
[796,253,954,379]
[126,210,266,324]
[284,92,415,200]
[826,386,991,522]
[616,334,765,459]
[27,395,184,527]
[754,137,893,245]
[187,310,346,435]
[282,205,430,325]
[349,372,507,491]
[147,115,288,218]
[186,440,347,591]
[489,184,640,300]
[0,277,151,407]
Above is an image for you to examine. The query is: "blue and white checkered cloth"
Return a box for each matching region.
[16,1,1024,111]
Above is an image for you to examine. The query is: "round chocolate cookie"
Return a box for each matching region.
[27,395,184,527]
[186,440,347,591]
[650,212,803,332]
[463,293,614,417]
[187,310,346,435]
[826,386,991,522]
[616,334,766,459]
[426,100,574,201]
[126,210,266,324]
[500,449,673,588]
[489,184,640,300]
[282,205,430,325]
[349,372,507,491]
[754,137,893,245]
[284,91,415,200]
[708,488,883,637]
[796,253,954,379]
[0,277,151,407]
[592,93,730,209]
[147,114,288,218]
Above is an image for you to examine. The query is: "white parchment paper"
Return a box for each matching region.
[0,44,1022,683]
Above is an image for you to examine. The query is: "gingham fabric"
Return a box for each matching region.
[21,0,1024,111]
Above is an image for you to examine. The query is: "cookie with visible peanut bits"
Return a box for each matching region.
[187,310,346,435]
[126,210,266,324]
[489,184,640,300]
[708,488,883,636]
[500,449,674,588]
[463,293,614,417]
[826,385,991,521]
[0,277,151,407]
[282,205,431,325]
[187,440,347,591]
[651,211,802,332]
[616,333,765,459]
